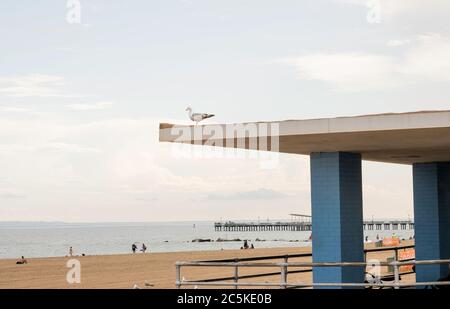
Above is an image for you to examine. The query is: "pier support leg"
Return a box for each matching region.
[310,152,364,288]
[413,162,450,284]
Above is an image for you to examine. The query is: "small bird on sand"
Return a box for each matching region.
[186,107,215,124]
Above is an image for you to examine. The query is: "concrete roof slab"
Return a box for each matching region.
[159,110,450,165]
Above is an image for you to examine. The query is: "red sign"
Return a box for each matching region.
[398,248,415,273]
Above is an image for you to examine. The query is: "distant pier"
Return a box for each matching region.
[214,221,312,232]
[214,219,414,232]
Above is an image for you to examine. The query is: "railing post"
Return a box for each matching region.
[393,261,400,289]
[280,266,287,289]
[234,259,239,290]
[176,264,181,289]
[280,255,288,289]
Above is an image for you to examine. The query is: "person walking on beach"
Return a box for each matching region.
[69,247,73,257]
[141,243,147,253]
[132,243,137,254]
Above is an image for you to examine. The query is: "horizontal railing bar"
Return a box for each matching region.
[177,262,361,267]
[364,244,414,253]
[176,259,450,268]
[399,258,415,262]
[395,259,450,266]
[285,261,428,267]
[186,269,414,284]
[395,271,415,276]
[178,281,450,288]
[186,269,312,282]
[177,281,283,287]
[177,262,290,267]
[189,269,312,283]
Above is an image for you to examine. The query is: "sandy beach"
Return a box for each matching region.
[0,241,414,289]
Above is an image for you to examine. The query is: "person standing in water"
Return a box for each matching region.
[132,243,137,254]
[69,247,73,257]
[141,243,147,253]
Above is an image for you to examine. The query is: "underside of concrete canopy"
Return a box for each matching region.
[159,110,450,165]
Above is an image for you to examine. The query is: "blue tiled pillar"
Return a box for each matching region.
[413,162,450,283]
[310,152,364,288]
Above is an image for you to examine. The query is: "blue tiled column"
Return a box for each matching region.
[413,163,450,283]
[310,152,364,288]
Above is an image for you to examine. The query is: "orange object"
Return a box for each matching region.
[382,237,400,247]
[398,248,415,272]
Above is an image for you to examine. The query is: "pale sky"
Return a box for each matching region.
[1,0,450,222]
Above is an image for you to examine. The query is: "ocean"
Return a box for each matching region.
[0,221,414,259]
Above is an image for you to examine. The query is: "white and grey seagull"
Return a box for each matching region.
[185,107,215,124]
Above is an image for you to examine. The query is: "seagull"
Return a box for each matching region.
[186,107,215,124]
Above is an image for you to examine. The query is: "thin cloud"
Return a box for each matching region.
[333,0,450,20]
[283,52,399,92]
[36,142,101,154]
[0,106,33,113]
[387,39,412,47]
[208,188,288,201]
[280,33,450,92]
[0,188,26,199]
[0,74,84,98]
[66,101,114,111]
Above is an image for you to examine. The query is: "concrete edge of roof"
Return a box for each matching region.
[159,110,450,130]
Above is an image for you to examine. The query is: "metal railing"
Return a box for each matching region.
[175,245,450,289]
[176,245,414,287]
[175,259,450,289]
